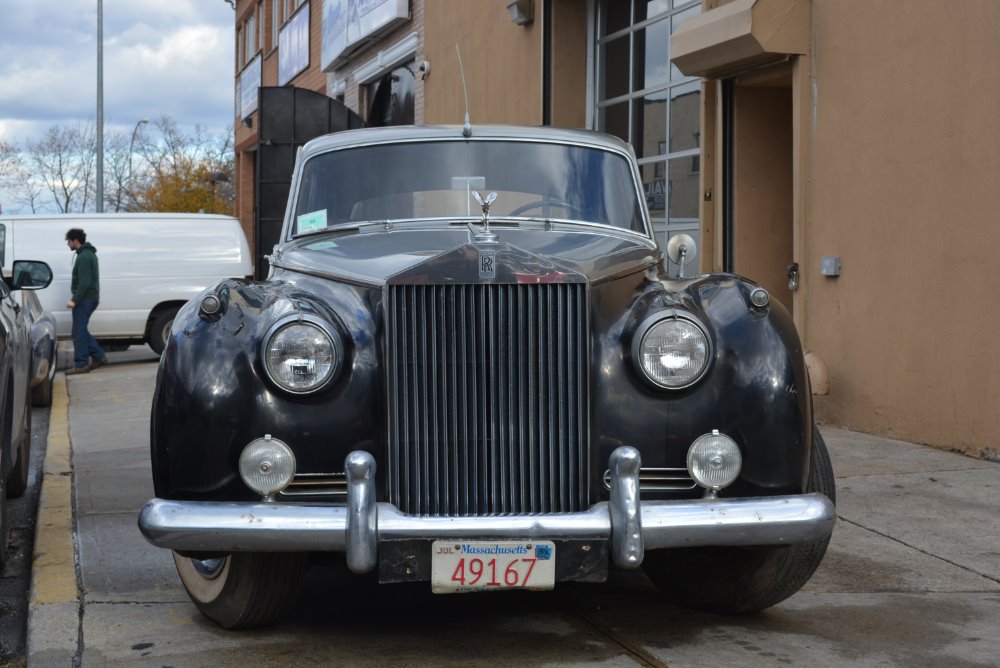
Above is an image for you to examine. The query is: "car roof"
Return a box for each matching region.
[300,125,635,159]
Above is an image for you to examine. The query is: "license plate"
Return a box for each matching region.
[431,540,556,593]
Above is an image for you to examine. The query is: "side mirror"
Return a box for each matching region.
[666,234,698,279]
[10,260,54,290]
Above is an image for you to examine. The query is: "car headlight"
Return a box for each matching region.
[261,315,343,394]
[632,312,711,389]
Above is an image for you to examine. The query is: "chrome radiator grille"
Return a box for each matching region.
[387,283,588,516]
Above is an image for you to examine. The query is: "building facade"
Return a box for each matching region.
[229,0,1000,458]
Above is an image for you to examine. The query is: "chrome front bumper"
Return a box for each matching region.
[138,447,836,572]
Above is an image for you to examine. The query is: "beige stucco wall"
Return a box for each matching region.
[423,1,542,125]
[805,0,1000,456]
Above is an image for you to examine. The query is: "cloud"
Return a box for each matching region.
[0,0,235,143]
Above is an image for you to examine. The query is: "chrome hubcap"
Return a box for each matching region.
[190,556,226,579]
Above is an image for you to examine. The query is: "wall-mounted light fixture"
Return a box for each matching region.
[507,0,533,25]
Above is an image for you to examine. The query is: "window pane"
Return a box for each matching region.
[641,162,666,219]
[669,82,700,152]
[636,0,671,22]
[668,156,699,220]
[602,101,629,143]
[604,0,630,35]
[635,91,667,159]
[601,37,630,100]
[635,19,671,91]
[670,5,701,80]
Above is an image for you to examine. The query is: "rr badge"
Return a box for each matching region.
[479,249,497,279]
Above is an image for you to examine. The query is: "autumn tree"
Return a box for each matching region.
[131,116,234,215]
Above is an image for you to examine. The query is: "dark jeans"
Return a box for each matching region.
[72,298,106,369]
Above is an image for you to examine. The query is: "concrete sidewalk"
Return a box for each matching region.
[25,352,1000,666]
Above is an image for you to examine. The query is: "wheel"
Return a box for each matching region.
[642,427,836,615]
[508,198,586,218]
[149,307,179,356]
[0,388,10,571]
[173,551,308,629]
[31,377,53,407]
[0,473,7,573]
[5,394,31,498]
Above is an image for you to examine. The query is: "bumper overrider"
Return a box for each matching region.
[138,447,835,573]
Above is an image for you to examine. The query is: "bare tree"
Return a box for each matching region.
[21,122,97,213]
[0,138,44,214]
[103,130,132,212]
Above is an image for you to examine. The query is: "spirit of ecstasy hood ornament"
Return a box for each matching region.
[471,191,499,243]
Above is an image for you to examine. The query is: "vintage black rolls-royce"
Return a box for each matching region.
[139,125,835,629]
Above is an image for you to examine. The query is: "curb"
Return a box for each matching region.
[27,373,80,665]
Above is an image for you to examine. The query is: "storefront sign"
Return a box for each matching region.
[279,3,310,86]
[322,0,409,71]
[239,55,262,120]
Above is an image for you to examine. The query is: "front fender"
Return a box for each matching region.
[150,276,382,500]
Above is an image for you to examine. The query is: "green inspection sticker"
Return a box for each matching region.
[297,210,327,233]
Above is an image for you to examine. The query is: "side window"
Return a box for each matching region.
[0,224,6,269]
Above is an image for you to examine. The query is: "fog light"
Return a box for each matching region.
[686,430,741,494]
[239,435,296,498]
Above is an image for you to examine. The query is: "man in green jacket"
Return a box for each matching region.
[65,228,108,374]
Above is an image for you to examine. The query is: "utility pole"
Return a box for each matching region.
[96,0,104,212]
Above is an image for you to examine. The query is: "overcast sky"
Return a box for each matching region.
[0,0,235,143]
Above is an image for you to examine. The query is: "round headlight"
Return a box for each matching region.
[633,313,711,389]
[239,435,296,496]
[262,316,342,394]
[687,430,742,492]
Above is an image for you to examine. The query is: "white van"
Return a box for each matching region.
[0,213,253,354]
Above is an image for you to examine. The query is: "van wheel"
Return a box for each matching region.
[149,307,179,356]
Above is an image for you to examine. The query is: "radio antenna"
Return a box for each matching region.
[455,43,472,137]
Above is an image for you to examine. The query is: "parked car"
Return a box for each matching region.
[0,259,53,572]
[19,289,56,407]
[139,125,836,629]
[0,213,253,354]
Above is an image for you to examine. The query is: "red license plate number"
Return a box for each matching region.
[430,541,556,593]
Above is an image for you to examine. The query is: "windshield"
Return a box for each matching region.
[290,140,646,236]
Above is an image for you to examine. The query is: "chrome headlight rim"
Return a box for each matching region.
[631,310,713,391]
[260,314,344,395]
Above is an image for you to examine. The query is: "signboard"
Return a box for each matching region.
[322,0,409,71]
[279,3,310,86]
[239,55,262,120]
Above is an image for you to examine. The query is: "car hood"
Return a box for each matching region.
[275,226,661,286]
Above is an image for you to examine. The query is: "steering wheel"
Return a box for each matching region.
[508,199,586,219]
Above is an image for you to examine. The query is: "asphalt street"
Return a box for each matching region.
[23,349,1000,667]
